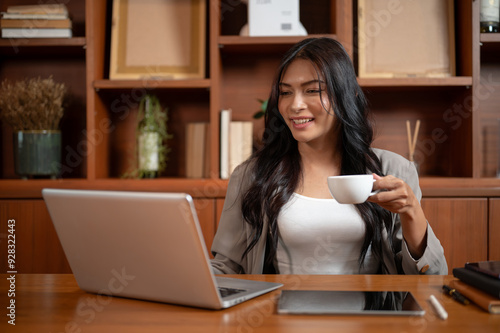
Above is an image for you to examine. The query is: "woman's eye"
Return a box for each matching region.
[279,91,291,96]
[307,88,321,94]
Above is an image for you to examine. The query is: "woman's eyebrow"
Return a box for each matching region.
[279,79,325,87]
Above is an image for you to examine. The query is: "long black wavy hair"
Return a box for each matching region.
[241,37,393,273]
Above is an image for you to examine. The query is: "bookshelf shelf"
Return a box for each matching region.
[0,37,86,48]
[93,79,211,90]
[2,176,499,199]
[480,35,500,54]
[480,33,500,43]
[218,34,337,45]
[0,37,86,56]
[358,77,473,88]
[0,178,228,199]
[218,34,337,53]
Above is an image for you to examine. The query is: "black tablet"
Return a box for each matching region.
[277,290,425,316]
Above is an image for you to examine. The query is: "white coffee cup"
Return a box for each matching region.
[327,175,379,204]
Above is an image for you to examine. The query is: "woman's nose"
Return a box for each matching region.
[290,93,306,113]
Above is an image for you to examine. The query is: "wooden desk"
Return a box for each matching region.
[1,274,499,332]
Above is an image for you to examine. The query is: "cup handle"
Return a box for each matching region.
[369,179,380,196]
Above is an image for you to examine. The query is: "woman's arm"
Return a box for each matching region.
[210,162,268,274]
[369,174,427,259]
[369,149,448,275]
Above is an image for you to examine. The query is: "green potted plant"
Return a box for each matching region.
[0,76,67,179]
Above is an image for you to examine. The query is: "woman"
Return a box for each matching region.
[211,37,447,275]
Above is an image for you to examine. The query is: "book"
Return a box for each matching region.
[2,4,68,20]
[185,122,209,178]
[6,4,68,16]
[1,13,68,20]
[1,18,72,29]
[449,279,500,314]
[229,121,242,176]
[453,267,500,299]
[219,109,232,179]
[1,28,72,38]
[241,121,253,164]
[465,261,500,279]
[203,123,211,178]
[185,122,196,178]
[228,121,253,175]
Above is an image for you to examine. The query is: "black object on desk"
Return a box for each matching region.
[453,267,500,299]
[442,285,470,305]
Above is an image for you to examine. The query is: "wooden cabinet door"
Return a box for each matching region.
[421,198,488,273]
[489,198,500,261]
[0,200,71,273]
[193,198,216,258]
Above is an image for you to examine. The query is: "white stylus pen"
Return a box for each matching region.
[429,294,448,320]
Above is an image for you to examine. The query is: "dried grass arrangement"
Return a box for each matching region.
[0,76,67,131]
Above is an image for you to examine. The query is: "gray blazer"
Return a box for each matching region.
[211,148,448,275]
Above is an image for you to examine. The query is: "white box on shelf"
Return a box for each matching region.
[246,0,307,37]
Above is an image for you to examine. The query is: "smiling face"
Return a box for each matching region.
[278,59,337,148]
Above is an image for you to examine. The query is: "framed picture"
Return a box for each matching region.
[357,0,455,78]
[109,0,206,80]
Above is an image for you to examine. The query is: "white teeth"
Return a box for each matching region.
[292,118,312,124]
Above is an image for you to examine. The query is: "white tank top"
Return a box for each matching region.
[276,193,380,274]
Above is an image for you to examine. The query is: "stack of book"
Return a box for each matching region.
[219,109,253,179]
[452,261,500,314]
[1,4,72,38]
[185,109,254,179]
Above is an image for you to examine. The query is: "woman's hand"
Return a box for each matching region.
[367,174,428,259]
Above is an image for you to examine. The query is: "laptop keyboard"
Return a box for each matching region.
[218,287,247,298]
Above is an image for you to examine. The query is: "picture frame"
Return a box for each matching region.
[357,0,455,78]
[109,0,206,80]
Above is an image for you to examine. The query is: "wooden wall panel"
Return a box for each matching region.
[421,198,488,273]
[489,198,500,261]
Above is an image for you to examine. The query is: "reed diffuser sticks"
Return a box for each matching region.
[406,120,420,162]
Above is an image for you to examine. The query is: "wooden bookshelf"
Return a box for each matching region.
[2,0,491,183]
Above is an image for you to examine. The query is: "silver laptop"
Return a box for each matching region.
[42,189,282,309]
